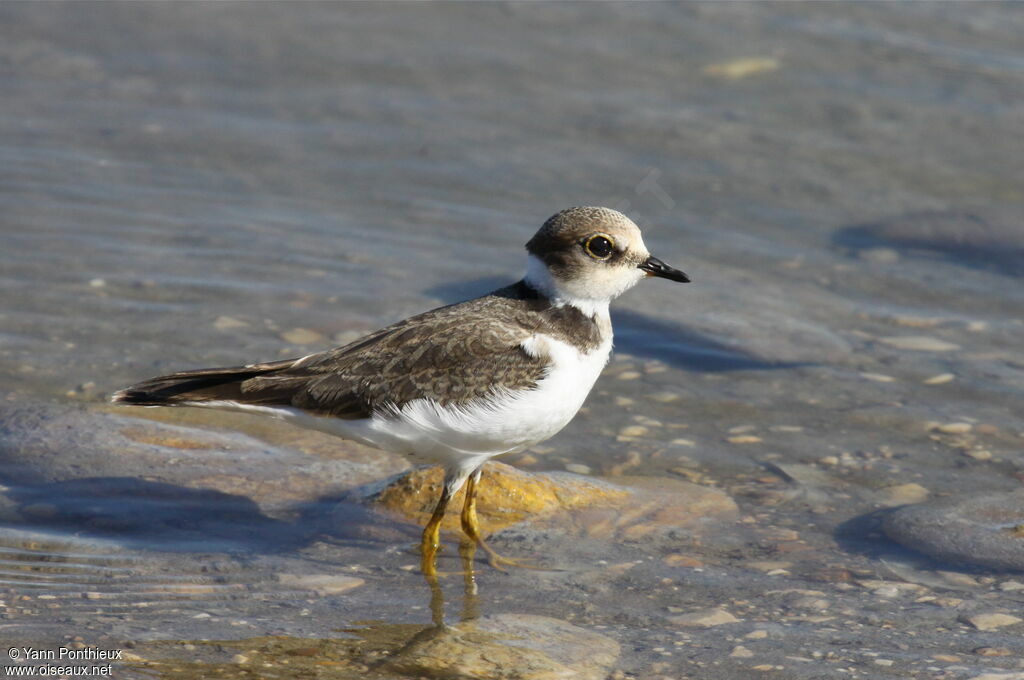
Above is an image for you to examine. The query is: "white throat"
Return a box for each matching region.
[523,254,612,319]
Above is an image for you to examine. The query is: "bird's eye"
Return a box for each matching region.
[583,234,615,260]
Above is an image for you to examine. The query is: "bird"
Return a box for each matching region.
[111,206,689,578]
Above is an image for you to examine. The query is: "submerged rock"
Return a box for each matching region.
[365,462,737,539]
[883,490,1024,571]
[135,617,618,680]
[369,463,628,533]
[0,400,406,513]
[0,400,410,552]
[385,613,619,680]
[835,209,1024,277]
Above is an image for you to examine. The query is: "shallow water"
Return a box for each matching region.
[2,3,1024,678]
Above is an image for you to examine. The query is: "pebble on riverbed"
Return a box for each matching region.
[279,327,326,345]
[668,608,740,628]
[958,612,1023,631]
[878,336,961,352]
[928,422,973,434]
[276,574,365,596]
[213,315,249,331]
[702,57,779,79]
[874,482,929,507]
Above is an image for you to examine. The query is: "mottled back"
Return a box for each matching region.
[114,281,603,419]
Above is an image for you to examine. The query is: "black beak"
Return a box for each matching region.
[638,255,690,283]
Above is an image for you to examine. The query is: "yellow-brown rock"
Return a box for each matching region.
[370,462,738,539]
[372,463,630,532]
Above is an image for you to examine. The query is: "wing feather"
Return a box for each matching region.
[111,282,600,420]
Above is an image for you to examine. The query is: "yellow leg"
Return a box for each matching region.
[460,469,534,572]
[420,482,452,581]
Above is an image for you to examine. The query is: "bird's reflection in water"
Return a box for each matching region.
[424,539,481,627]
[388,541,481,660]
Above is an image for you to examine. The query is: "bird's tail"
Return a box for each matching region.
[110,360,296,407]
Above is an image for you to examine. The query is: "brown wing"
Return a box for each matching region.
[113,290,552,419]
[246,303,549,418]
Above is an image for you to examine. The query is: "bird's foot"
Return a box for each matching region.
[463,538,551,573]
